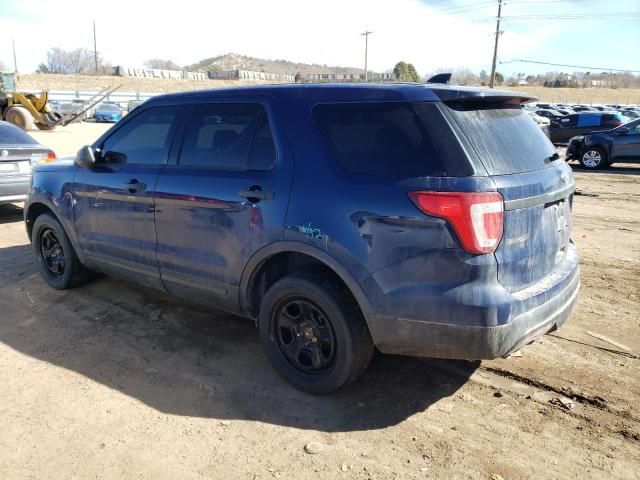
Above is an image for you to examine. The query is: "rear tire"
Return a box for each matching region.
[580,147,607,170]
[32,213,90,289]
[5,106,35,131]
[258,271,374,394]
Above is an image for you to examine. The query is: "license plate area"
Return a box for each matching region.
[0,162,17,172]
[546,198,571,263]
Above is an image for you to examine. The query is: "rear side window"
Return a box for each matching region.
[444,103,556,176]
[313,102,445,176]
[179,103,275,170]
[0,123,37,145]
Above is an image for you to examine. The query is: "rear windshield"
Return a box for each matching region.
[444,103,557,175]
[313,102,446,176]
[0,123,38,145]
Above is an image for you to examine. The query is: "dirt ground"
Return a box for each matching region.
[0,124,638,479]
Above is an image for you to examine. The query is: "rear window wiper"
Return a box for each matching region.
[544,152,560,163]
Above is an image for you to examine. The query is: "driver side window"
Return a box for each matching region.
[101,106,179,165]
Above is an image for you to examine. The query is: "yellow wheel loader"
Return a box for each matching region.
[0,72,63,131]
[0,72,122,132]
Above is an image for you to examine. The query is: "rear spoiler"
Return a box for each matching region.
[431,87,537,107]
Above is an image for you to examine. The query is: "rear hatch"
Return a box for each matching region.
[442,99,574,293]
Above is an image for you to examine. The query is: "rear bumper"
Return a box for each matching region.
[0,176,30,204]
[367,247,580,360]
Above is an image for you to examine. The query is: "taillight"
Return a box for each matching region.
[408,191,504,254]
[612,120,622,127]
[46,152,57,162]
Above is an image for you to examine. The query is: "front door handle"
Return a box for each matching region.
[124,180,146,193]
[238,188,274,201]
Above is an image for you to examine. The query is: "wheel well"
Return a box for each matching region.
[247,252,358,318]
[25,203,54,240]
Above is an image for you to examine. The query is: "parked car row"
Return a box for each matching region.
[523,102,638,145]
[48,99,146,123]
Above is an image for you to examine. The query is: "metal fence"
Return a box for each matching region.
[48,90,157,107]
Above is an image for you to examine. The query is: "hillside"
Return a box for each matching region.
[16,73,259,94]
[15,74,640,104]
[188,52,364,75]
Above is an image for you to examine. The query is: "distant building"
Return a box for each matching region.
[115,66,207,80]
[304,72,394,82]
[207,70,295,82]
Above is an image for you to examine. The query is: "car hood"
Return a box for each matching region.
[96,110,121,115]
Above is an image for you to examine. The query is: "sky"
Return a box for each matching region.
[0,0,638,77]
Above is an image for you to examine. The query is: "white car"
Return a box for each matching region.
[527,110,550,126]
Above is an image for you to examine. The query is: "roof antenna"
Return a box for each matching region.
[426,73,451,85]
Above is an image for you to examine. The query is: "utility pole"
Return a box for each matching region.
[93,20,98,74]
[361,30,373,82]
[12,38,18,73]
[489,0,503,88]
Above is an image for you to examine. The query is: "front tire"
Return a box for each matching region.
[5,106,34,131]
[580,147,607,170]
[32,213,89,289]
[258,271,374,394]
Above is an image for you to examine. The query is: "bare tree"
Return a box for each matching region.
[451,68,477,86]
[144,59,181,70]
[42,47,104,74]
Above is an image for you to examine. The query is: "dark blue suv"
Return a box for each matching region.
[25,84,580,393]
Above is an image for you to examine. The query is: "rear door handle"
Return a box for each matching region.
[238,188,274,201]
[124,180,146,193]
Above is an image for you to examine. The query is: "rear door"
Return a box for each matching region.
[154,100,292,312]
[73,105,181,287]
[444,103,574,293]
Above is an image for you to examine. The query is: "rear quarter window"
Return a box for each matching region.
[0,123,38,145]
[313,102,446,176]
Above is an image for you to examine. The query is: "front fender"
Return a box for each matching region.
[25,168,85,263]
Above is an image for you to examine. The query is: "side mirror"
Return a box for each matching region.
[103,151,127,164]
[617,127,629,135]
[74,145,95,167]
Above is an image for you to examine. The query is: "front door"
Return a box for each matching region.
[73,105,182,287]
[154,101,292,312]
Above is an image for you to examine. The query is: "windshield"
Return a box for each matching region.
[97,104,119,111]
[444,103,557,175]
[0,73,16,91]
[0,122,38,145]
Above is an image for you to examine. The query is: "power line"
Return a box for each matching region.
[472,12,640,23]
[500,59,640,73]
